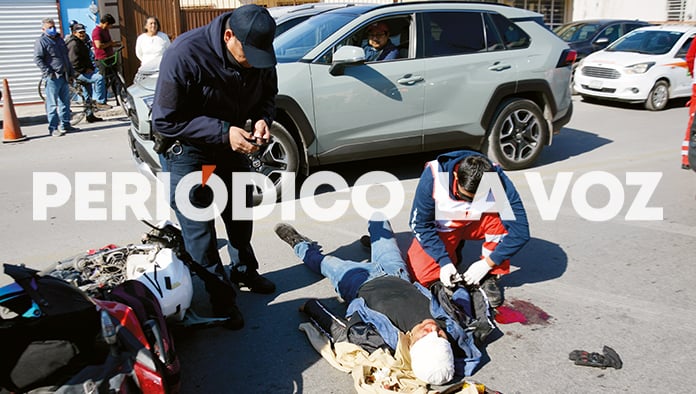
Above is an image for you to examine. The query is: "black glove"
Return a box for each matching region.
[569,345,622,369]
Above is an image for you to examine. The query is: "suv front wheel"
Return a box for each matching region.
[484,98,548,170]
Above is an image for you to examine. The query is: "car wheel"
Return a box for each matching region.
[249,121,299,206]
[644,80,669,111]
[485,98,548,170]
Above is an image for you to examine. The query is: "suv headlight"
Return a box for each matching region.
[624,62,655,74]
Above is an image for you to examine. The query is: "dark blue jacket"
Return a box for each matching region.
[152,11,277,145]
[410,150,530,267]
[346,284,481,377]
[34,33,73,79]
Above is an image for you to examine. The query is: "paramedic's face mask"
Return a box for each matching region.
[410,319,447,346]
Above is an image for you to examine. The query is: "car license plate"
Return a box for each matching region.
[589,80,603,90]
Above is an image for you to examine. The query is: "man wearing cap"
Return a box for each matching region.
[151,4,278,330]
[363,21,399,62]
[65,23,110,122]
[275,220,483,384]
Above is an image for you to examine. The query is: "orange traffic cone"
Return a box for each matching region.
[2,78,28,143]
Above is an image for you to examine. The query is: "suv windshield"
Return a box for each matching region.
[274,12,357,63]
[554,22,601,42]
[606,30,683,55]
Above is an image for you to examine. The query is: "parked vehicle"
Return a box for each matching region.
[574,25,696,110]
[270,3,363,37]
[128,2,574,202]
[554,19,650,62]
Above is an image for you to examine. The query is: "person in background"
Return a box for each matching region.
[92,14,120,79]
[151,4,278,330]
[682,39,696,170]
[69,19,92,50]
[65,22,110,121]
[135,16,170,69]
[33,17,79,136]
[363,21,399,62]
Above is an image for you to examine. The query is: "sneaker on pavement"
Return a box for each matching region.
[51,129,65,137]
[480,275,504,308]
[61,125,80,133]
[274,223,313,247]
[86,114,103,123]
[229,268,276,294]
[211,300,244,330]
[95,102,112,110]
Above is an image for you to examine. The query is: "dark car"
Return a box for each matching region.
[554,19,650,61]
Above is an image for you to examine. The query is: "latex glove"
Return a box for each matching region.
[439,263,458,288]
[463,259,492,285]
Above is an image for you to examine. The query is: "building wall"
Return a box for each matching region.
[571,0,696,23]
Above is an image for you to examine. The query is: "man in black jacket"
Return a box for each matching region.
[65,23,109,122]
[151,4,278,329]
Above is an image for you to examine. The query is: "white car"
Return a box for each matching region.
[575,25,696,110]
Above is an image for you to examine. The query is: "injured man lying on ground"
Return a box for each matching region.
[275,219,496,391]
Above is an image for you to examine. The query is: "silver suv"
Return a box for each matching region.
[128,2,573,198]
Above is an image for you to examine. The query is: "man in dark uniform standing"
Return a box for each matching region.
[152,4,278,329]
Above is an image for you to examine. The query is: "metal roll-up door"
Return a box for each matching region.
[0,0,59,104]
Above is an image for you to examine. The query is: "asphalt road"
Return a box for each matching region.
[1,97,695,393]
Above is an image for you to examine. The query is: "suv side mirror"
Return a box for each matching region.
[593,37,610,48]
[329,45,366,76]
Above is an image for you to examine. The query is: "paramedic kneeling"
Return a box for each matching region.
[407,150,530,306]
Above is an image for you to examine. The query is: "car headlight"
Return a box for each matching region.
[624,62,655,74]
[143,95,155,110]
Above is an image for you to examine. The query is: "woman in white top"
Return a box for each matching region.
[135,16,170,68]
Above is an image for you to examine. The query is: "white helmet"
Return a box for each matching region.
[126,247,192,321]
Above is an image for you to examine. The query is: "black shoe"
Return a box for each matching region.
[61,125,80,133]
[359,235,371,249]
[480,275,504,308]
[274,223,313,247]
[211,301,244,330]
[86,114,103,123]
[229,269,276,294]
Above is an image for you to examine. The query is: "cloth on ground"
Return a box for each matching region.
[299,322,433,393]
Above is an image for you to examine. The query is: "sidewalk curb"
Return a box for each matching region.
[1,108,126,129]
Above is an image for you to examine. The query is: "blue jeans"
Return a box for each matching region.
[44,75,71,131]
[294,220,411,302]
[77,70,107,105]
[160,142,258,272]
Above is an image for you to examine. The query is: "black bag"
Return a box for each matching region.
[430,282,496,345]
[0,264,104,392]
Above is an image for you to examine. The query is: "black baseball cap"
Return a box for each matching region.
[227,4,276,68]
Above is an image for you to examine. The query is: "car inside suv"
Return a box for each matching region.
[127,2,574,202]
[574,25,696,111]
[554,19,650,62]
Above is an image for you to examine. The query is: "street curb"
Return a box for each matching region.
[2,108,126,129]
